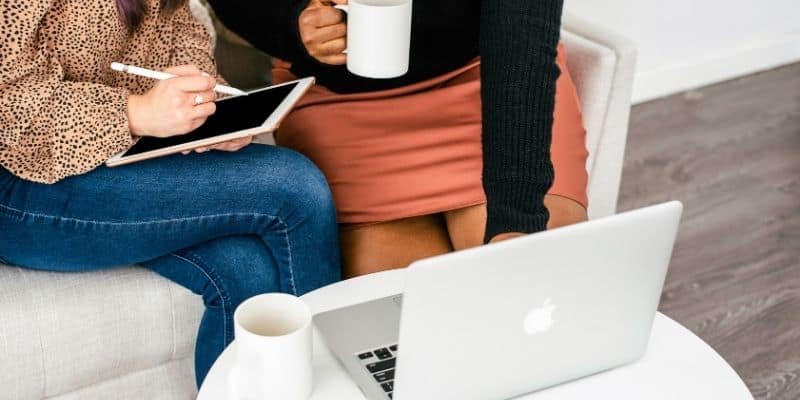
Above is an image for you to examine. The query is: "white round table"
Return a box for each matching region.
[198,269,753,399]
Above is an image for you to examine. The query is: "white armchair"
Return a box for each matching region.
[0,13,637,400]
[561,12,638,219]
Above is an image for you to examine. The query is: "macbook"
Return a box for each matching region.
[314,201,683,399]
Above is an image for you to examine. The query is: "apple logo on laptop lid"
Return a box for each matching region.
[524,298,556,335]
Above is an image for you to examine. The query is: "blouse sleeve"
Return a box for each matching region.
[167,3,223,80]
[0,0,133,184]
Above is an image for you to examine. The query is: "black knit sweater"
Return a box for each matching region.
[209,0,564,242]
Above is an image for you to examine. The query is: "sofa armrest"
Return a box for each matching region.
[561,13,638,219]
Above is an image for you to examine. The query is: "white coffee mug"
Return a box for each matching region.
[334,0,412,79]
[228,293,313,400]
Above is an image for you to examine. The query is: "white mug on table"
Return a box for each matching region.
[229,293,313,400]
[335,0,413,79]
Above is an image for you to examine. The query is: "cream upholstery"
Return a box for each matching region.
[0,11,636,400]
[561,13,638,219]
[0,266,202,400]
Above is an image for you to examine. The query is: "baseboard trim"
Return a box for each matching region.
[632,31,800,104]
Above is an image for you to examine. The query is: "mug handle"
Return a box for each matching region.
[333,5,349,54]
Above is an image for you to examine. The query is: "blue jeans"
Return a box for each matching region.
[0,144,341,385]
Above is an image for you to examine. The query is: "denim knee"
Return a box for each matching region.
[177,236,281,310]
[223,267,280,310]
[263,147,337,224]
[296,157,337,221]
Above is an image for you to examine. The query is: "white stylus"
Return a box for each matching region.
[111,62,248,97]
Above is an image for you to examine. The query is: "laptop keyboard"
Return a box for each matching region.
[356,343,399,399]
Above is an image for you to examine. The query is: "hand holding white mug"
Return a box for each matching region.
[298,0,349,65]
[299,0,412,79]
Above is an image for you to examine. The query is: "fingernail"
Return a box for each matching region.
[201,72,210,77]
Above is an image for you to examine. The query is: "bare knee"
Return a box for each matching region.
[443,195,588,248]
[340,215,452,278]
[545,195,588,229]
[443,204,487,250]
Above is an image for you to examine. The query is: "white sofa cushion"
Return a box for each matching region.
[0,265,202,399]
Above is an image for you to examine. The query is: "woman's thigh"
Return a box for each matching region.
[340,214,453,278]
[0,144,334,270]
[339,193,590,278]
[444,195,588,250]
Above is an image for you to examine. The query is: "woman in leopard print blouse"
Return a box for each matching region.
[0,0,340,386]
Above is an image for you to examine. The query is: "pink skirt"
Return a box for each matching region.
[272,44,588,224]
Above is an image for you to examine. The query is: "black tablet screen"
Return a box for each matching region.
[121,82,299,157]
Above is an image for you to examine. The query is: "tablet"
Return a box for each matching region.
[106,77,314,167]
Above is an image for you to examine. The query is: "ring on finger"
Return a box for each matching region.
[193,94,204,106]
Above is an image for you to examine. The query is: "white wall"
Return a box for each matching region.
[565,0,800,103]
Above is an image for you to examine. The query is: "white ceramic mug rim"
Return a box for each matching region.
[348,0,410,8]
[233,293,312,340]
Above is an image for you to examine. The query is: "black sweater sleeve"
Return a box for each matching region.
[208,0,312,63]
[480,0,564,242]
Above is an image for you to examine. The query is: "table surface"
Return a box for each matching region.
[198,269,753,400]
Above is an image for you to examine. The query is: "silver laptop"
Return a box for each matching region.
[314,201,683,400]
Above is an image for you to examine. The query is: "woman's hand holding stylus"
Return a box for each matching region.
[126,64,251,154]
[127,65,218,138]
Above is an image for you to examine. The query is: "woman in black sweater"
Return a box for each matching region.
[208,0,589,276]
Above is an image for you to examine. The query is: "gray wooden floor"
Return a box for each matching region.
[618,63,800,400]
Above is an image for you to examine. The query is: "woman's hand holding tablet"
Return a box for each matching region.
[107,77,315,167]
[187,136,253,154]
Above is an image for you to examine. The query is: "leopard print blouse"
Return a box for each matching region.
[0,0,219,183]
